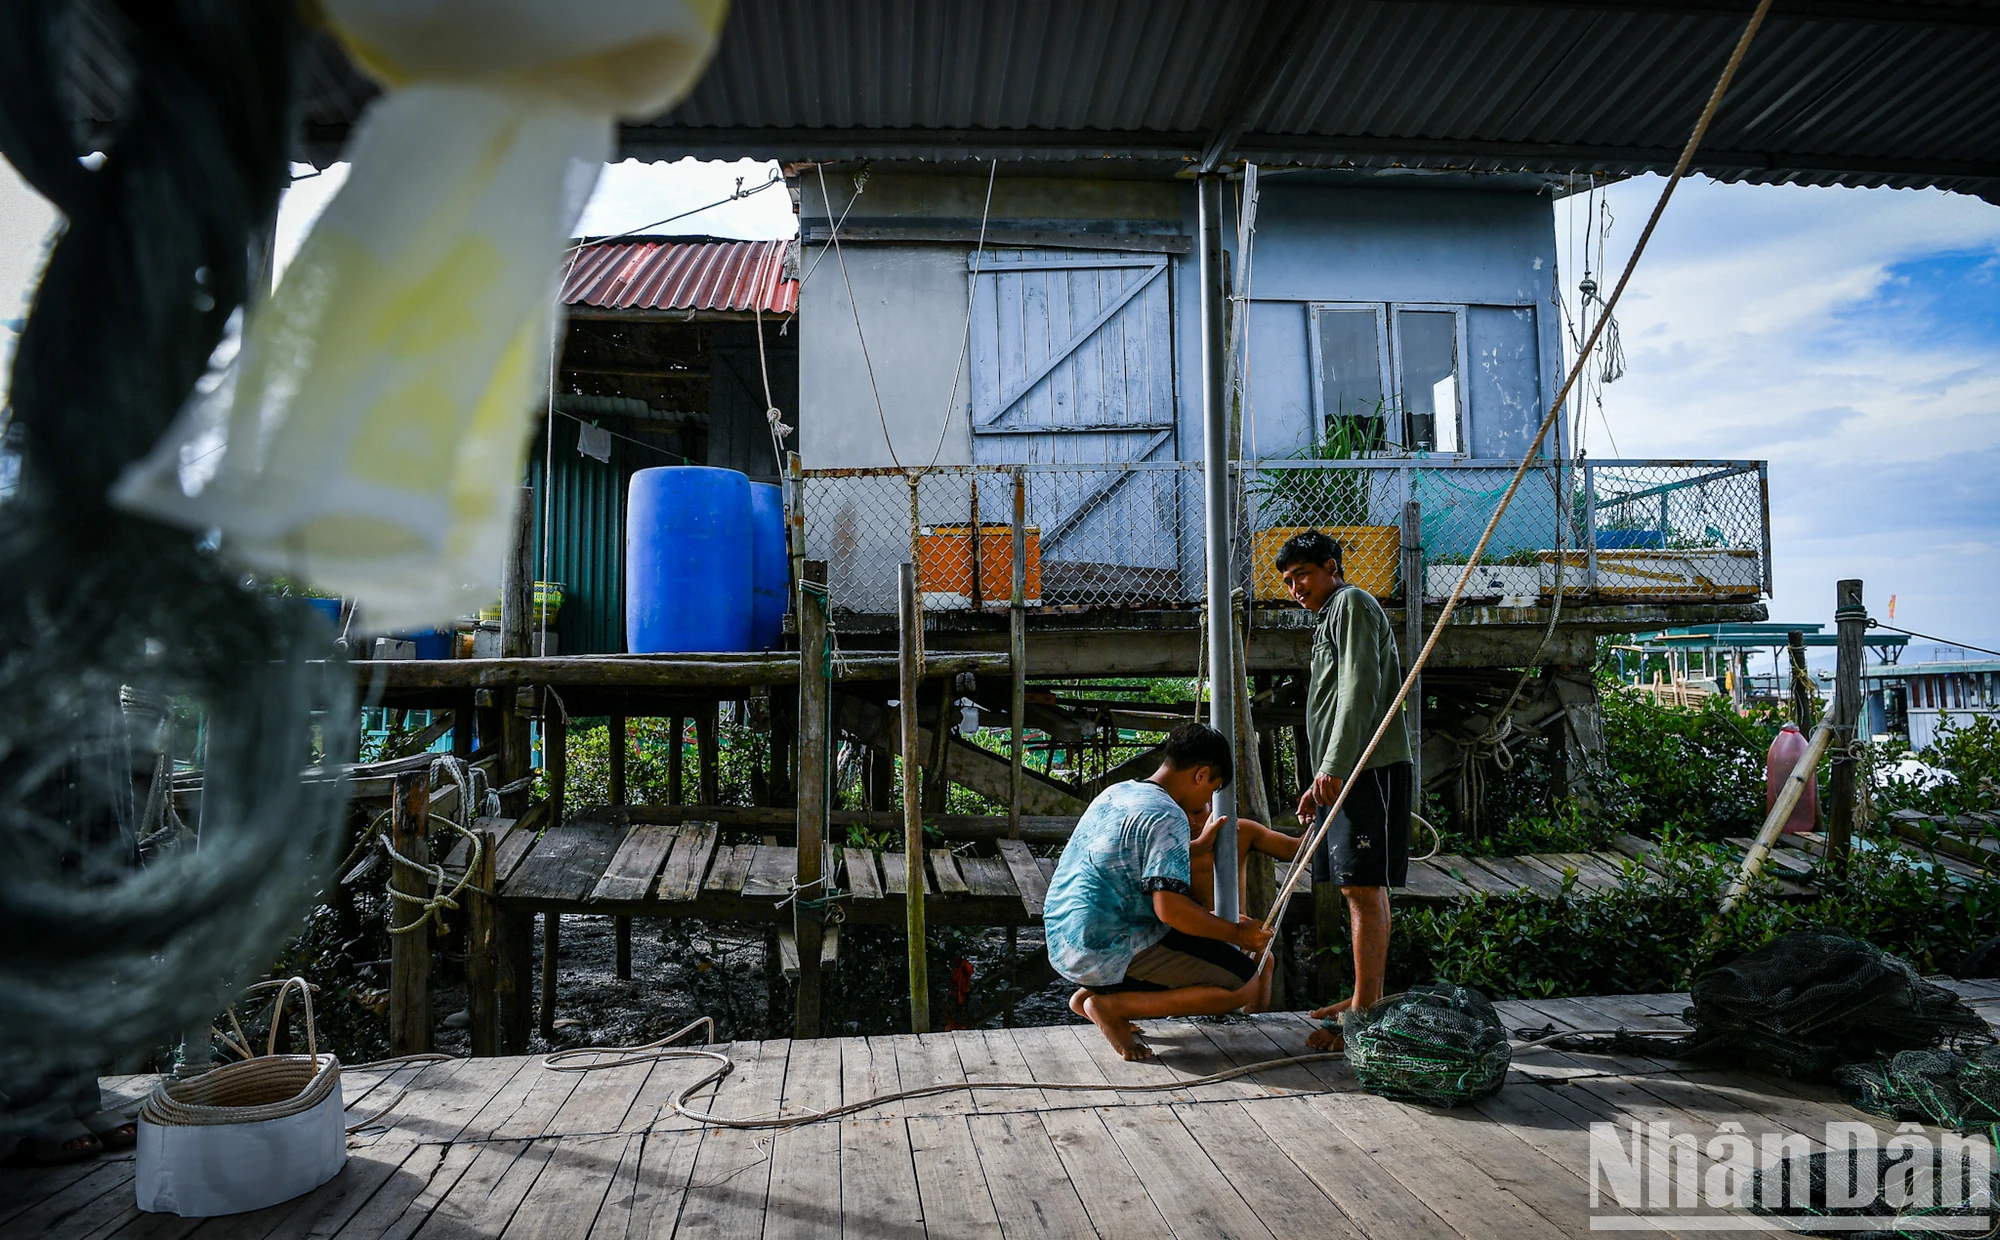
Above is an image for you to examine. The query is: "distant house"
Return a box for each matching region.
[1865,659,2000,749]
[790,169,1766,616]
[534,236,799,654]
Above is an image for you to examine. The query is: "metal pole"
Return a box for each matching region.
[1198,172,1238,921]
[1829,579,1865,874]
[899,561,931,1032]
[1009,472,1027,840]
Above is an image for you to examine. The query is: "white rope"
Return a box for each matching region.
[1262,0,1778,944]
[814,163,899,468]
[925,157,998,470]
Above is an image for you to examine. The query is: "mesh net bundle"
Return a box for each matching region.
[1522,933,1992,1083]
[1838,1047,2000,1134]
[1746,1148,2000,1240]
[1341,984,1512,1108]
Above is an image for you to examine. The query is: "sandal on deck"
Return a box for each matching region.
[17,1120,102,1165]
[83,1109,138,1152]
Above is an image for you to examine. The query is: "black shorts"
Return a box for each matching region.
[1312,762,1412,889]
[1090,929,1260,994]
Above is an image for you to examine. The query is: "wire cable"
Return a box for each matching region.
[1868,620,2000,661]
[1261,0,1779,944]
[815,163,899,468]
[562,168,785,254]
[925,157,999,470]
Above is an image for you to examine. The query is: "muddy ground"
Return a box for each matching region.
[429,914,1085,1057]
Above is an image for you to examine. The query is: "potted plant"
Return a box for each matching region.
[1246,411,1402,600]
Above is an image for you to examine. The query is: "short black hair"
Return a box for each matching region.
[1274,529,1342,574]
[1160,721,1233,789]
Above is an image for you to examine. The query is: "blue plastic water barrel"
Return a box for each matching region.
[626,466,754,653]
[749,483,789,650]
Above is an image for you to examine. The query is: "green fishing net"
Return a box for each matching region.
[1342,983,1511,1108]
[1746,1148,2000,1240]
[1838,1046,2000,1133]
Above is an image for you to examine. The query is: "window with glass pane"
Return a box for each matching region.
[1398,309,1460,453]
[1317,309,1387,449]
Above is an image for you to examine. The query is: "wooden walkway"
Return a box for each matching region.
[13,981,1999,1239]
[465,824,1770,927]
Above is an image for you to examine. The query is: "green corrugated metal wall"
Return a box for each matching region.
[529,420,629,655]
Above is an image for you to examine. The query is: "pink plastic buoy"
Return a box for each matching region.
[1766,722,1819,834]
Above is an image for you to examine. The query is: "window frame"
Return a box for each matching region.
[1388,302,1471,456]
[1305,302,1393,448]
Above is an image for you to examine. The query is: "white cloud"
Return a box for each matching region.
[1564,176,2000,653]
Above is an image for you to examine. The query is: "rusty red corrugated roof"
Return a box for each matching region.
[562,237,797,316]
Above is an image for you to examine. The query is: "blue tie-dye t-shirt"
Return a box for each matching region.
[1042,779,1193,988]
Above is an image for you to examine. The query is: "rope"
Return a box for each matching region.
[384,756,487,936]
[925,157,999,470]
[1261,0,1777,943]
[1869,619,2000,661]
[532,1015,1686,1131]
[815,163,899,468]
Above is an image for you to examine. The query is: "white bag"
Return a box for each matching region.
[135,978,347,1218]
[135,1079,346,1217]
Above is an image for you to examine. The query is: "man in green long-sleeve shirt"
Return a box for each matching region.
[1275,530,1412,1050]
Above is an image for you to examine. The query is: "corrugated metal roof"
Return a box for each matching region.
[287,1,2000,202]
[561,238,798,316]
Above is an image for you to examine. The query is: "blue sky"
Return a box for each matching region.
[1558,176,2000,667]
[6,160,1996,661]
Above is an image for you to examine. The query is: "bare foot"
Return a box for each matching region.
[1082,997,1156,1061]
[1309,997,1356,1020]
[1069,988,1090,1019]
[1243,953,1277,1015]
[1306,1024,1344,1053]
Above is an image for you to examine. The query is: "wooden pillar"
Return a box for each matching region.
[466,826,499,1056]
[610,715,631,981]
[922,689,951,814]
[794,561,830,1038]
[868,748,894,812]
[388,771,432,1055]
[668,714,686,804]
[1829,579,1865,874]
[899,561,930,1034]
[538,911,560,1041]
[452,704,472,761]
[1788,631,1814,731]
[1233,593,1283,1009]
[698,705,719,806]
[497,910,532,1054]
[499,486,535,817]
[770,688,797,809]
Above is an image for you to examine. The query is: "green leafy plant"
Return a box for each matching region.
[1246,411,1389,529]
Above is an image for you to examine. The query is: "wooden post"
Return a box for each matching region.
[499,486,535,818]
[1401,501,1424,803]
[1009,471,1027,839]
[610,715,631,981]
[1829,579,1865,874]
[698,705,719,806]
[388,771,432,1055]
[922,690,951,814]
[771,688,797,808]
[794,561,830,1038]
[466,826,499,1056]
[899,561,931,1034]
[538,912,560,1041]
[968,478,985,612]
[1232,591,1283,1008]
[668,714,686,804]
[497,910,532,1054]
[1788,630,1814,731]
[452,705,472,761]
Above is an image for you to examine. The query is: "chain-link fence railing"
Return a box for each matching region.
[796,459,1769,615]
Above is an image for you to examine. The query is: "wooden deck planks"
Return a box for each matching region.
[835,1037,922,1240]
[24,988,1984,1240]
[507,827,624,903]
[675,1039,791,1239]
[701,843,757,895]
[996,838,1048,918]
[763,1035,842,1240]
[841,848,883,902]
[589,825,679,903]
[655,823,718,901]
[928,848,970,895]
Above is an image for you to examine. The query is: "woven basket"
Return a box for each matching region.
[142,977,341,1126]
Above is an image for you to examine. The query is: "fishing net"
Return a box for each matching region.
[1838,1046,2000,1133]
[1342,983,1511,1107]
[1745,1148,2000,1240]
[0,2,355,1142]
[1522,933,1992,1082]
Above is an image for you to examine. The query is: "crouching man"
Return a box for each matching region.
[1044,721,1275,1061]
